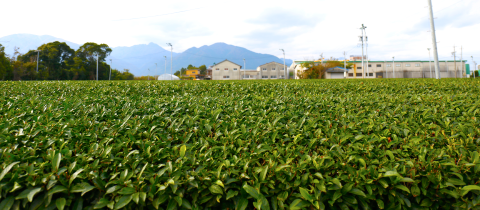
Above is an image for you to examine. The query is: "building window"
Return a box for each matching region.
[368,73,373,76]
[271,76,277,78]
[233,68,238,71]
[216,68,220,71]
[357,67,362,69]
[223,76,230,79]
[405,64,411,67]
[348,73,354,77]
[377,64,382,67]
[281,68,285,70]
[279,75,285,78]
[262,75,268,79]
[396,64,401,67]
[415,64,421,67]
[224,68,229,70]
[272,68,276,70]
[387,64,391,67]
[368,64,372,67]
[356,73,362,77]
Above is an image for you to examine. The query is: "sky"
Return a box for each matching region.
[1,0,479,66]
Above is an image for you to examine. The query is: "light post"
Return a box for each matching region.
[109,59,112,80]
[164,56,167,78]
[36,50,41,73]
[428,48,432,78]
[167,43,173,80]
[95,53,99,81]
[280,49,286,79]
[472,56,476,78]
[427,0,441,79]
[363,24,369,78]
[243,58,246,80]
[360,24,366,79]
[392,57,395,79]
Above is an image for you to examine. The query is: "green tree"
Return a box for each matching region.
[112,69,134,80]
[298,59,353,79]
[199,65,207,75]
[19,41,75,80]
[0,44,13,80]
[70,42,112,80]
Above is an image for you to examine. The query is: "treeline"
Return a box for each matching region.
[0,42,134,81]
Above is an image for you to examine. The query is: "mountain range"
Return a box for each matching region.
[0,34,293,76]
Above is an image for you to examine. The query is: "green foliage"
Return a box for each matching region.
[0,44,13,81]
[112,69,135,80]
[0,42,121,81]
[1,79,480,209]
[199,65,207,75]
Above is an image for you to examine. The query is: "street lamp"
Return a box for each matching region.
[109,59,112,80]
[36,50,41,73]
[392,57,395,79]
[472,56,476,79]
[167,43,173,80]
[243,58,246,80]
[164,56,167,79]
[280,49,286,79]
[428,48,432,78]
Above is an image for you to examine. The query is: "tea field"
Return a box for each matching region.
[1,79,480,210]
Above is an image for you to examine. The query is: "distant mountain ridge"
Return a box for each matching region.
[0,34,292,76]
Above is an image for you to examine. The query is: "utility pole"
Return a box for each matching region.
[344,51,347,78]
[360,24,366,79]
[472,56,476,78]
[392,57,395,78]
[96,53,99,81]
[280,49,286,79]
[428,48,433,78]
[167,43,173,80]
[452,46,457,78]
[36,50,41,72]
[460,46,463,78]
[363,24,369,78]
[109,59,112,80]
[243,58,246,80]
[427,0,441,79]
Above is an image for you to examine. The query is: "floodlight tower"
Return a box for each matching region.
[363,24,369,78]
[243,58,246,80]
[428,48,432,78]
[427,0,441,79]
[392,57,395,78]
[109,59,112,80]
[167,43,173,80]
[280,49,286,79]
[36,50,41,72]
[164,56,167,77]
[360,24,366,79]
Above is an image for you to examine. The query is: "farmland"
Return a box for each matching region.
[1,79,480,210]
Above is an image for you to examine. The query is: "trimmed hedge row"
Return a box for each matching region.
[1,79,480,210]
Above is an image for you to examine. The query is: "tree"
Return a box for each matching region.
[297,59,353,79]
[71,42,112,80]
[19,41,75,80]
[199,65,207,75]
[0,44,13,80]
[111,69,134,80]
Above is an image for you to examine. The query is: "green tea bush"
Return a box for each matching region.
[1,79,480,210]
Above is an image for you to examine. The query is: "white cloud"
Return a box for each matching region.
[1,0,479,65]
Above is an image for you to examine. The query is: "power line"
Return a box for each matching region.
[112,7,204,21]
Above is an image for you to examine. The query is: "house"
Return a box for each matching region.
[211,60,243,80]
[326,67,348,79]
[347,60,467,78]
[185,69,203,80]
[257,62,287,79]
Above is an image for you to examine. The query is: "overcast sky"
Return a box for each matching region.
[1,0,479,64]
